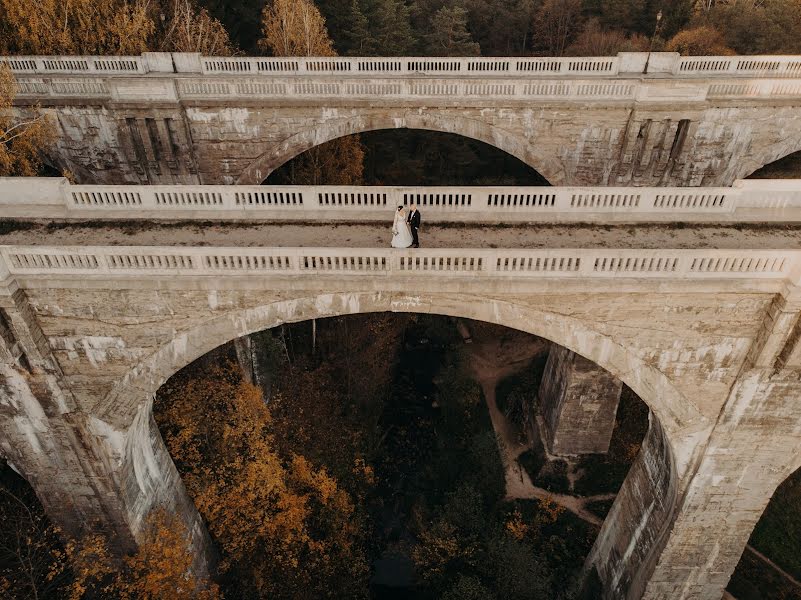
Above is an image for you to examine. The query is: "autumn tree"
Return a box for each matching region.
[425,6,481,57]
[0,463,71,599]
[259,0,364,185]
[0,0,234,56]
[702,0,801,54]
[155,363,369,598]
[666,25,734,55]
[66,509,219,600]
[0,66,55,177]
[0,0,154,55]
[566,19,649,56]
[532,0,583,56]
[157,0,235,55]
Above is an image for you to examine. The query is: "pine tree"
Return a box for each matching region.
[370,0,417,56]
[342,0,375,55]
[426,6,480,56]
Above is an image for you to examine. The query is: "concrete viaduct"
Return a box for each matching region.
[3,178,801,599]
[5,51,801,186]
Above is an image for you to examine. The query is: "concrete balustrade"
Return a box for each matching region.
[3,52,801,78]
[1,246,797,285]
[9,74,801,103]
[2,178,801,222]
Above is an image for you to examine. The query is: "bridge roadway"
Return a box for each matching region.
[3,220,801,250]
[5,181,801,600]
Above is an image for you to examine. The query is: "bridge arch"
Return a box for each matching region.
[97,291,704,446]
[91,291,709,597]
[235,112,566,185]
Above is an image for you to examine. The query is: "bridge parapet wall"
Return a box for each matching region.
[4,52,801,78]
[9,74,801,104]
[3,178,801,222]
[1,245,798,287]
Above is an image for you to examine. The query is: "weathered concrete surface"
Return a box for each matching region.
[539,345,623,455]
[3,256,801,598]
[14,89,801,187]
[0,285,212,576]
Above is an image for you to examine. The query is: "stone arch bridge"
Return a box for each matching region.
[2,180,801,599]
[5,52,801,186]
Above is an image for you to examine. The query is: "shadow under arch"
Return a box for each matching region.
[727,458,801,597]
[93,291,709,597]
[743,147,801,180]
[235,112,567,185]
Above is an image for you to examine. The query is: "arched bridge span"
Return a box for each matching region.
[6,51,801,186]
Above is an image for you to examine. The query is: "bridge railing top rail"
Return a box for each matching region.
[2,178,801,223]
[3,52,801,78]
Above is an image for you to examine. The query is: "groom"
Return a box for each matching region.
[407,204,421,248]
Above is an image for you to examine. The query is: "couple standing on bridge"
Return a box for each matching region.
[391,204,422,248]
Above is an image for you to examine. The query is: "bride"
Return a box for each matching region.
[391,205,414,248]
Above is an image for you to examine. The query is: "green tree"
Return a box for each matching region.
[370,0,417,56]
[342,0,376,55]
[464,0,536,55]
[426,6,480,56]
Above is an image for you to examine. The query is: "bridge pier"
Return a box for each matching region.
[0,284,213,575]
[538,345,623,455]
[638,368,801,599]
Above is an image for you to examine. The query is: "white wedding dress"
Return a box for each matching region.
[391,211,414,248]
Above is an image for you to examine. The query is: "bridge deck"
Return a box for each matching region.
[3,220,801,249]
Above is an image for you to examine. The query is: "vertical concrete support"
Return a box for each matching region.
[539,345,623,455]
[0,284,213,575]
[587,415,678,599]
[638,369,801,599]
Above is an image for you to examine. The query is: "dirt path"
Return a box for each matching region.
[459,322,616,527]
[4,220,801,248]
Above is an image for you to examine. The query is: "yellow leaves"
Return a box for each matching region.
[258,0,336,57]
[537,495,565,523]
[0,0,153,54]
[0,0,235,56]
[505,509,529,541]
[412,521,471,581]
[352,458,375,486]
[0,64,56,177]
[666,26,735,56]
[65,510,219,600]
[155,361,368,596]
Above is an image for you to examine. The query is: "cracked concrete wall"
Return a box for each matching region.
[22,100,801,186]
[3,274,801,599]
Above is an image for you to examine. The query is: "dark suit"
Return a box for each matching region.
[407,209,421,247]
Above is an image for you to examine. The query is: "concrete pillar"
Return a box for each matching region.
[587,414,677,599]
[0,286,213,574]
[539,345,623,455]
[588,366,801,600]
[638,369,801,599]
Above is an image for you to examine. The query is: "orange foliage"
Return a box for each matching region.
[65,510,219,600]
[666,25,734,55]
[0,65,55,176]
[155,363,369,597]
[258,0,363,185]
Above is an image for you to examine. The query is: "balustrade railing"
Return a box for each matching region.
[3,52,801,78]
[2,179,800,222]
[1,246,796,283]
